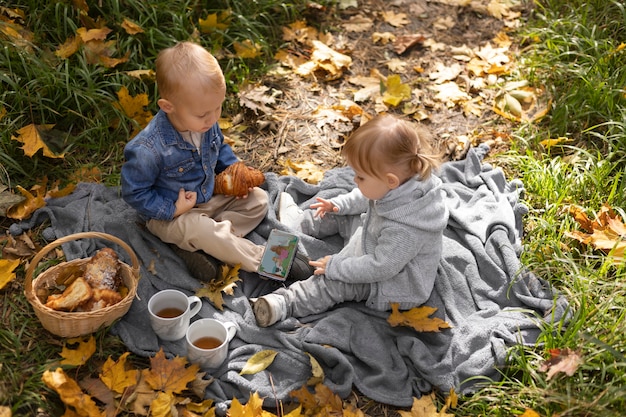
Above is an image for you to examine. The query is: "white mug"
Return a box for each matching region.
[185,318,237,369]
[148,289,202,341]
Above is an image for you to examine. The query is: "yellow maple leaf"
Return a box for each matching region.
[151,391,176,417]
[282,20,318,43]
[42,368,105,417]
[383,74,412,107]
[77,26,112,42]
[0,258,20,290]
[144,348,199,394]
[114,86,154,137]
[398,393,453,417]
[198,10,231,33]
[55,35,82,58]
[229,392,265,417]
[279,160,325,185]
[387,303,451,332]
[60,336,96,366]
[121,18,144,35]
[196,263,241,310]
[234,39,262,59]
[83,39,130,68]
[6,184,46,220]
[100,352,139,394]
[11,124,65,158]
[565,204,626,262]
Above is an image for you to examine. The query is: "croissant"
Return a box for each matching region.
[45,277,93,311]
[84,247,121,291]
[214,161,265,197]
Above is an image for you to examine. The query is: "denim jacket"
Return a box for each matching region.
[121,110,238,221]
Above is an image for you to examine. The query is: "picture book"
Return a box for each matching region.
[257,229,299,281]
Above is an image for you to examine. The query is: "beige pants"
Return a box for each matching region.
[147,187,268,272]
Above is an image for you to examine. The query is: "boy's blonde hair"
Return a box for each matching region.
[155,42,225,102]
[342,114,441,181]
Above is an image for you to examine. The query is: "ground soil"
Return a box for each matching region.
[233,0,524,176]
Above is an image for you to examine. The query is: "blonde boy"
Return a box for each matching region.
[121,42,311,280]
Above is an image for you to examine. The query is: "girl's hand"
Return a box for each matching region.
[310,255,331,275]
[173,188,196,217]
[310,197,338,218]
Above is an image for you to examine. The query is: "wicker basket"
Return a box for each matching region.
[24,232,140,338]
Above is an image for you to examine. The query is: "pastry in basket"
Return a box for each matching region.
[45,277,93,311]
[79,288,123,311]
[84,247,121,291]
[214,161,265,197]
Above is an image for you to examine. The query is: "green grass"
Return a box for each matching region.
[0,0,326,188]
[452,1,626,415]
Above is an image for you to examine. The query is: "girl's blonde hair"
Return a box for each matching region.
[155,42,225,102]
[342,114,441,181]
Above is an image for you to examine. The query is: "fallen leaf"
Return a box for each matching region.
[114,86,154,137]
[198,10,231,33]
[144,349,199,394]
[387,303,451,332]
[151,391,176,417]
[121,18,143,35]
[280,160,325,184]
[295,40,352,80]
[342,15,373,32]
[0,258,20,290]
[565,204,626,262]
[60,336,96,366]
[429,62,462,84]
[11,124,65,158]
[382,10,410,27]
[238,85,279,115]
[520,409,541,417]
[229,392,265,417]
[6,184,46,220]
[306,353,324,386]
[234,39,262,59]
[393,34,426,55]
[240,350,278,375]
[100,352,140,395]
[372,32,396,45]
[382,74,412,106]
[538,348,583,380]
[55,35,82,58]
[42,368,105,417]
[430,82,471,107]
[196,263,241,310]
[398,393,453,417]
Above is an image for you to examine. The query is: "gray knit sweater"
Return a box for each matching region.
[326,174,448,311]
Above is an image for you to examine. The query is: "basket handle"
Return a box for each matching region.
[25,231,141,295]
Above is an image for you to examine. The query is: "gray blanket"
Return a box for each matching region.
[11,145,569,410]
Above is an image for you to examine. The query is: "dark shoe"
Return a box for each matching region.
[286,252,314,282]
[170,245,219,282]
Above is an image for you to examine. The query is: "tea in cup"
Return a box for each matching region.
[148,289,202,341]
[185,318,237,368]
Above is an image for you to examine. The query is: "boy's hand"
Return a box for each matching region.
[173,188,196,217]
[310,255,331,275]
[310,197,338,218]
[235,187,254,199]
